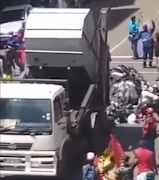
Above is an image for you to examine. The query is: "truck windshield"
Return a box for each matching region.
[1,9,25,24]
[0,98,52,127]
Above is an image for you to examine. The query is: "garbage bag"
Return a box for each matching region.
[127,113,137,124]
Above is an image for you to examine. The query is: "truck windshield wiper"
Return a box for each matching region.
[0,125,16,133]
[18,126,51,135]
[19,126,52,135]
[0,125,51,135]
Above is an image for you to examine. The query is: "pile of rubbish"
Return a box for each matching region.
[107,65,159,124]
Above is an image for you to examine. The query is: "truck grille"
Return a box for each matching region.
[0,150,57,176]
[0,143,32,150]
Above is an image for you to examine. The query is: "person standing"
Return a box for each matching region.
[154,32,159,81]
[139,107,159,152]
[82,152,98,180]
[7,33,24,72]
[138,20,155,68]
[129,16,140,59]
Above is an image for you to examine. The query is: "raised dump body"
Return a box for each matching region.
[24,8,102,108]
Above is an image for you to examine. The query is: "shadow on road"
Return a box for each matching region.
[84,0,139,31]
[107,8,139,31]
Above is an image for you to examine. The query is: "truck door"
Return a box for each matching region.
[53,95,67,148]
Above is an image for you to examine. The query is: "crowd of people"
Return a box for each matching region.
[80,106,159,180]
[129,16,159,81]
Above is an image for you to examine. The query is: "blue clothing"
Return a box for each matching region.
[138,30,154,60]
[7,35,24,49]
[129,20,139,36]
[143,46,153,60]
[131,38,139,59]
[139,30,154,48]
[139,138,155,152]
[83,164,98,180]
[129,20,140,58]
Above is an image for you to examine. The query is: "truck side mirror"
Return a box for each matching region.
[62,91,69,111]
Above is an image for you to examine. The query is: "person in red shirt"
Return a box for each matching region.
[142,108,158,138]
[134,140,158,180]
[139,107,159,152]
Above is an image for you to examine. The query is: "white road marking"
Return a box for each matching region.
[139,72,157,74]
[112,56,132,58]
[110,37,128,52]
[110,20,149,52]
[111,61,143,64]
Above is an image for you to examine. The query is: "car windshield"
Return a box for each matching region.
[1,9,25,24]
[0,98,52,128]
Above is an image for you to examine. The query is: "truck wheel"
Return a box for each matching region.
[57,140,71,179]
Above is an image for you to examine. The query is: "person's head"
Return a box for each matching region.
[143,24,148,31]
[22,21,25,28]
[139,139,147,148]
[146,107,154,115]
[86,152,95,163]
[155,32,159,40]
[131,16,136,23]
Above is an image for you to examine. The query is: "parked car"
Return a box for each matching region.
[0,4,32,49]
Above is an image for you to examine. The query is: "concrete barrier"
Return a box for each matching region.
[115,123,143,151]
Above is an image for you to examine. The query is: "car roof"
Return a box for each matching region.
[2,4,31,12]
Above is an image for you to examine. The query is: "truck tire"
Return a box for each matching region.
[57,138,72,179]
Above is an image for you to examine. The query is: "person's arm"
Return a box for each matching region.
[152,153,158,174]
[135,21,140,31]
[129,23,132,35]
[151,20,155,33]
[82,164,88,180]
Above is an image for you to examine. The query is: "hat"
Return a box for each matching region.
[86,152,95,161]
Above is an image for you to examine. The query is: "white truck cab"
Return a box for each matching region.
[0,83,68,176]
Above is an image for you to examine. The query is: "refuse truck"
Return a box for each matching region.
[0,8,111,178]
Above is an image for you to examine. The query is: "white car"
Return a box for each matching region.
[0,4,32,48]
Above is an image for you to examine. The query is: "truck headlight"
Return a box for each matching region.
[31,158,54,167]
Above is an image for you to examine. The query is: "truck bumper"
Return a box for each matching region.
[0,150,57,176]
